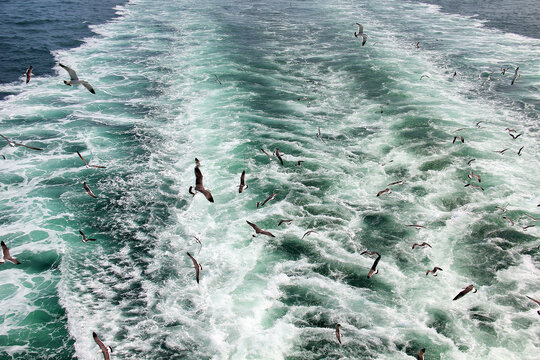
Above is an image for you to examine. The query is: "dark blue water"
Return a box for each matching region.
[414,0,540,39]
[0,0,126,98]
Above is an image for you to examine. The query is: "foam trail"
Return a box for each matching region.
[0,0,539,359]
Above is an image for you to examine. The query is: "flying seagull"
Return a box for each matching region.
[511,66,519,85]
[278,219,292,226]
[214,74,222,85]
[412,242,431,249]
[494,148,509,154]
[525,296,540,315]
[0,134,42,151]
[274,148,284,165]
[25,66,34,84]
[387,180,404,186]
[417,348,425,360]
[261,148,273,161]
[296,160,304,166]
[335,324,342,345]
[406,224,426,230]
[246,221,275,237]
[453,284,477,301]
[238,170,248,193]
[302,230,317,239]
[77,151,105,168]
[256,193,277,208]
[426,267,443,276]
[452,136,464,144]
[517,146,524,156]
[509,133,522,140]
[354,23,367,46]
[59,63,95,94]
[376,188,391,197]
[361,251,381,278]
[464,183,484,191]
[92,332,111,360]
[189,166,214,202]
[316,127,326,144]
[187,252,202,284]
[83,182,98,198]
[468,171,481,183]
[1,241,20,265]
[467,158,476,166]
[79,230,96,243]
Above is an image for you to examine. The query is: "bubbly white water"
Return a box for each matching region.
[0,0,539,359]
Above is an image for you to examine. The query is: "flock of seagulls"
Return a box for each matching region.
[0,17,536,360]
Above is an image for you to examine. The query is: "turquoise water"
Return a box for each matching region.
[0,0,539,359]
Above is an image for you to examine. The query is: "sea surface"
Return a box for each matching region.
[0,0,539,359]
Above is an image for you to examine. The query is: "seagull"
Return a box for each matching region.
[238,170,248,193]
[77,151,105,168]
[412,242,432,249]
[494,148,509,154]
[0,134,43,151]
[83,182,98,198]
[453,284,477,301]
[92,332,111,360]
[420,74,430,80]
[453,71,457,78]
[509,133,522,140]
[296,160,304,166]
[1,154,5,160]
[278,219,292,226]
[426,267,443,276]
[274,148,284,165]
[495,206,507,213]
[417,348,425,360]
[503,216,514,226]
[522,225,535,231]
[361,251,381,278]
[511,66,519,85]
[524,214,538,221]
[256,193,277,208]
[25,66,34,84]
[475,121,484,128]
[1,241,20,265]
[354,23,367,46]
[59,63,95,94]
[406,224,426,230]
[517,146,524,156]
[464,183,484,191]
[261,148,273,161]
[246,221,275,237]
[501,68,508,75]
[387,180,403,186]
[415,42,420,49]
[526,296,540,315]
[505,128,516,133]
[79,230,96,243]
[316,127,326,144]
[467,158,476,165]
[193,236,202,255]
[187,252,202,284]
[452,136,464,144]
[468,171,481,183]
[302,230,317,239]
[376,188,391,197]
[189,166,214,203]
[335,324,342,345]
[214,74,222,85]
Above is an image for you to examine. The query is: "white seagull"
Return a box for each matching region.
[59,63,96,94]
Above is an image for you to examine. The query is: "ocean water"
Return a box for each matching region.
[0,1,539,359]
